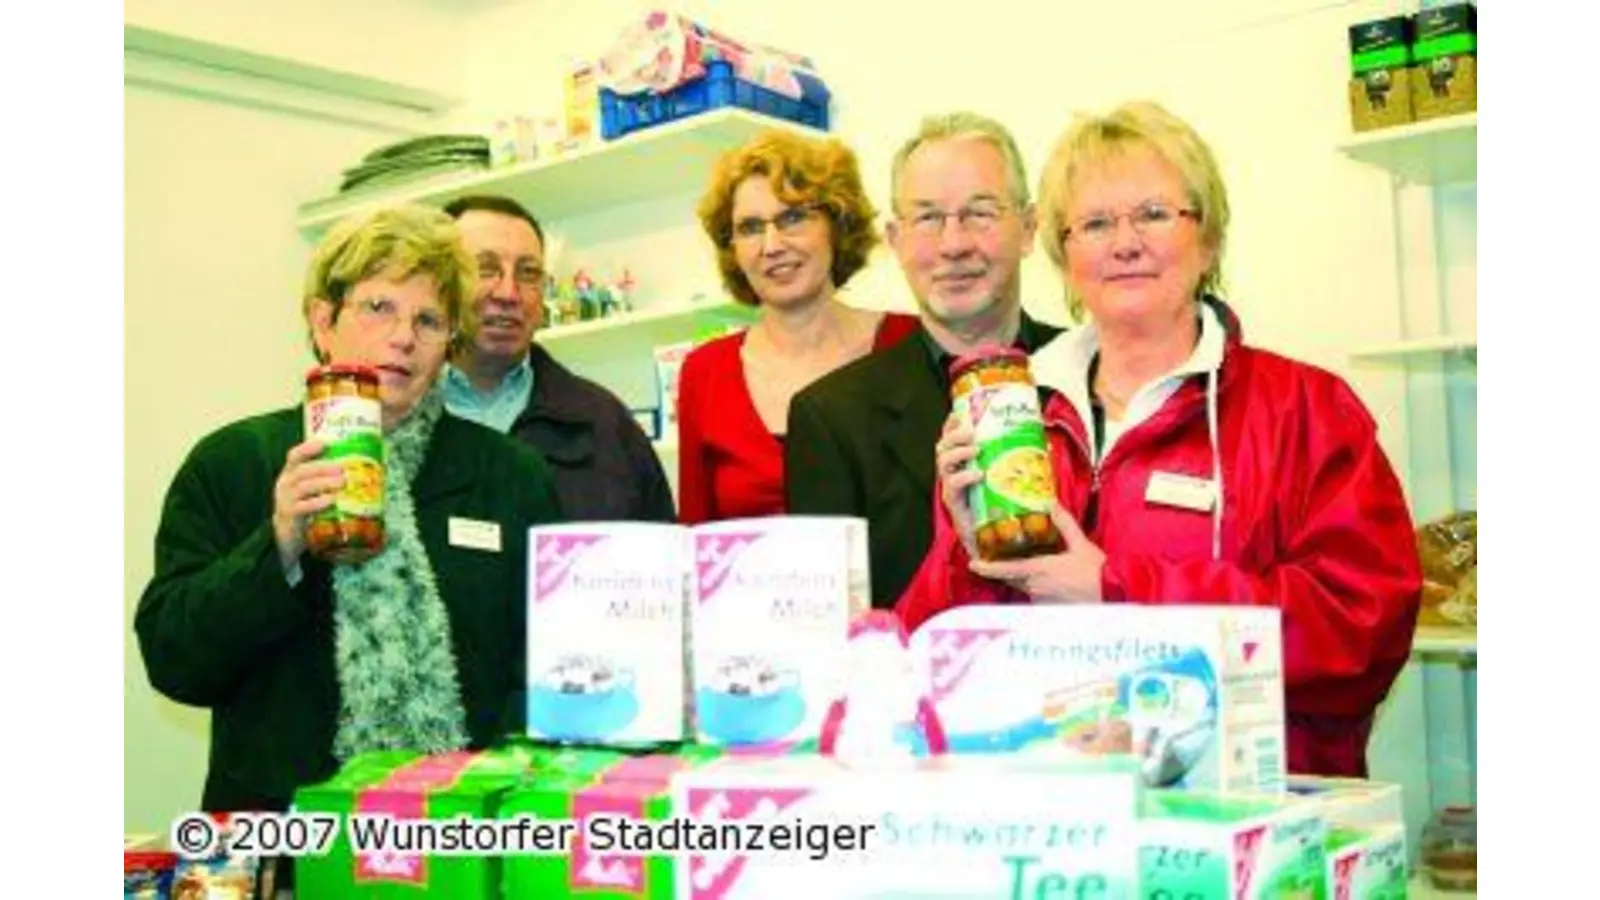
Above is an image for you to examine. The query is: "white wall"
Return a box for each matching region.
[124,82,414,835]
[124,0,479,99]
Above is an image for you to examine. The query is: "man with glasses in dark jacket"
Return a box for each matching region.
[443,195,675,522]
[785,113,1064,609]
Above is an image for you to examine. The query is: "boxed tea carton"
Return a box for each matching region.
[1411,2,1477,120]
[909,604,1286,792]
[1326,822,1408,900]
[1140,791,1327,899]
[526,522,688,746]
[1286,775,1404,829]
[500,744,731,899]
[293,747,530,898]
[1347,15,1415,131]
[689,517,860,747]
[673,754,1143,899]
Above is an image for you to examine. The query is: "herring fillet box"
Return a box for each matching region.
[689,517,863,747]
[910,605,1286,793]
[671,755,1143,899]
[526,523,689,746]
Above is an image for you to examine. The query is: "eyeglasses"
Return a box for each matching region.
[1061,201,1200,246]
[901,202,1009,238]
[729,204,825,244]
[477,253,546,292]
[348,296,454,346]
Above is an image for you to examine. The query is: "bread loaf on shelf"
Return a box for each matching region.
[1416,511,1476,628]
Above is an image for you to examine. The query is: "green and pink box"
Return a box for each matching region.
[291,742,770,899]
[293,746,530,898]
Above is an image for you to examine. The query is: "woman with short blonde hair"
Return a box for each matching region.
[903,102,1423,779]
[136,204,565,847]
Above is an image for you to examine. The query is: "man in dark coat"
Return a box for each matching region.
[443,195,675,522]
[786,113,1064,608]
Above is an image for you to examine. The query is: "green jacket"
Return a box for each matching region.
[135,407,564,812]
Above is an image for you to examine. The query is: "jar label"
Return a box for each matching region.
[305,395,385,519]
[963,383,1054,523]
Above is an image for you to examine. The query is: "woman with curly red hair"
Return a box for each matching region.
[677,129,917,524]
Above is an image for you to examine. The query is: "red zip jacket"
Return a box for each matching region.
[896,299,1422,777]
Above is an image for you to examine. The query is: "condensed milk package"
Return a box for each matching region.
[526,523,689,746]
[689,517,863,748]
[909,604,1286,792]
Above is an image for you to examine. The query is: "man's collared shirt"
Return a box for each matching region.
[443,357,534,434]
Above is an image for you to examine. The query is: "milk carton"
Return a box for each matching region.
[689,517,861,747]
[672,755,1143,899]
[526,523,688,745]
[910,605,1286,792]
[1139,791,1327,899]
[1326,823,1408,900]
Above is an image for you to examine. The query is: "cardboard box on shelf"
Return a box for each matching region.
[1348,15,1416,131]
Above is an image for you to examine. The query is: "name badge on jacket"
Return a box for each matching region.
[448,517,502,552]
[1145,472,1217,513]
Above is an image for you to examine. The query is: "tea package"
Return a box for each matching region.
[1347,15,1416,131]
[1412,2,1477,120]
[293,747,529,898]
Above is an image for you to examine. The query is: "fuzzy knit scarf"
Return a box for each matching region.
[330,384,469,761]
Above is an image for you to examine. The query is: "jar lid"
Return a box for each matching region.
[125,850,179,872]
[949,346,1029,381]
[305,362,380,386]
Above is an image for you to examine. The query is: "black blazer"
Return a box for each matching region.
[785,315,1064,608]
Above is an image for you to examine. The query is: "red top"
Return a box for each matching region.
[677,311,919,524]
[896,301,1422,778]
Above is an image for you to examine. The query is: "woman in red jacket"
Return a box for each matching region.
[678,130,917,524]
[899,101,1422,778]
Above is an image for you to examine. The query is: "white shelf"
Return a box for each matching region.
[651,439,680,455]
[535,299,753,369]
[296,109,827,235]
[1338,113,1476,185]
[1350,335,1477,363]
[1413,625,1477,658]
[539,299,750,348]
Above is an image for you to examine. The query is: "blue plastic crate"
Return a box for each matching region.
[600,60,831,140]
